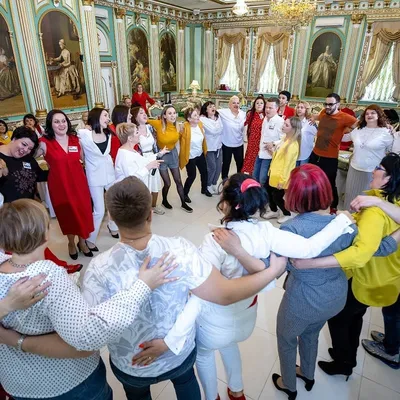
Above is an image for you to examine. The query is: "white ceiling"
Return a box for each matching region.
[149,0,268,12]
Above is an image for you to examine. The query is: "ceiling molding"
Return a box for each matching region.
[94,1,400,24]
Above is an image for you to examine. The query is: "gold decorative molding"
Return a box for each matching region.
[351,13,365,25]
[115,8,126,20]
[154,92,161,97]
[178,21,186,31]
[35,109,47,118]
[150,15,160,26]
[94,102,105,108]
[179,89,186,95]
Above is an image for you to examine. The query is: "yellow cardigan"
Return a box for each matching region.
[268,140,299,189]
[179,121,207,170]
[335,189,400,307]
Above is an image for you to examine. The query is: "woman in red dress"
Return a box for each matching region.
[278,90,296,120]
[38,110,94,260]
[242,95,266,175]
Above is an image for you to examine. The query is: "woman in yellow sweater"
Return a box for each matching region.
[0,120,12,145]
[264,116,302,224]
[294,152,400,377]
[148,106,192,213]
[179,107,211,203]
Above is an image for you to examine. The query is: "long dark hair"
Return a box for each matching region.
[246,95,266,139]
[380,153,400,204]
[0,119,8,133]
[111,105,130,126]
[200,101,219,119]
[217,173,268,223]
[45,110,75,140]
[88,107,110,135]
[10,126,39,154]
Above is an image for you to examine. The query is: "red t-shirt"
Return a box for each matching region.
[279,106,295,120]
[314,110,357,158]
[131,92,155,113]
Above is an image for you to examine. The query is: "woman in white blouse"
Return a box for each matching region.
[295,101,317,166]
[78,107,119,250]
[199,101,224,195]
[132,106,169,215]
[343,104,394,210]
[115,123,165,188]
[179,107,211,202]
[0,199,176,400]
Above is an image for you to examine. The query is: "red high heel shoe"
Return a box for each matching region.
[227,387,246,400]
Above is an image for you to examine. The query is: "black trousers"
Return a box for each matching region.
[382,294,400,355]
[328,280,368,367]
[184,153,208,195]
[309,152,339,208]
[265,179,290,216]
[221,144,244,180]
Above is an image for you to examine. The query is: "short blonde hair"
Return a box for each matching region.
[116,123,137,145]
[0,199,49,255]
[296,101,312,119]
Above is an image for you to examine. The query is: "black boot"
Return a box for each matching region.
[201,189,212,197]
[181,202,193,213]
[272,374,297,400]
[162,199,173,209]
[318,360,353,381]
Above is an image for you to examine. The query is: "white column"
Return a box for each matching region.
[203,24,212,95]
[13,0,49,117]
[291,26,308,100]
[81,0,104,107]
[177,21,186,94]
[114,8,130,100]
[213,29,219,91]
[149,16,161,96]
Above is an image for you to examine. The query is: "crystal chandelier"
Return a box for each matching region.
[232,0,249,17]
[270,0,317,27]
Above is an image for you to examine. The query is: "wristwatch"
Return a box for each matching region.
[16,334,26,352]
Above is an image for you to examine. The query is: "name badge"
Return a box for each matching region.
[22,162,31,170]
[68,146,78,153]
[268,125,274,130]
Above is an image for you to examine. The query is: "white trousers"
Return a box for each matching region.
[195,300,258,400]
[87,184,118,244]
[37,182,56,218]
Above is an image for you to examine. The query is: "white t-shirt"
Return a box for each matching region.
[218,108,246,148]
[199,116,223,151]
[299,118,317,161]
[343,127,393,172]
[259,114,284,159]
[189,125,204,159]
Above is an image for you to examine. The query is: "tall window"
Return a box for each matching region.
[220,46,240,91]
[258,49,279,94]
[362,45,396,102]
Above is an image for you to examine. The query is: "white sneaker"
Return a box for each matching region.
[213,184,222,195]
[262,211,279,220]
[278,214,294,224]
[152,206,165,215]
[207,185,216,195]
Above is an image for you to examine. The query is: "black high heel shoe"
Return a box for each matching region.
[272,373,297,400]
[86,240,99,252]
[77,243,93,258]
[68,245,78,260]
[295,365,315,391]
[318,360,352,381]
[107,226,119,239]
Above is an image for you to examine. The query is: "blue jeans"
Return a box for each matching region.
[110,348,200,400]
[14,359,112,400]
[253,157,271,186]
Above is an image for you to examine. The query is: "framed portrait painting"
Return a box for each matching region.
[0,14,26,116]
[128,28,150,93]
[40,11,87,109]
[160,32,177,93]
[305,32,342,98]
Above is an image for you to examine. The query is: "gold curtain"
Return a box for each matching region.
[254,33,288,92]
[360,29,400,99]
[215,33,246,87]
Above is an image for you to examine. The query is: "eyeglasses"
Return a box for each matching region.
[323,102,338,107]
[375,166,385,172]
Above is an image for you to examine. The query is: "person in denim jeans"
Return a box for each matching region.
[253,98,284,186]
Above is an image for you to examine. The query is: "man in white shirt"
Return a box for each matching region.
[253,97,284,185]
[218,96,246,180]
[82,176,287,400]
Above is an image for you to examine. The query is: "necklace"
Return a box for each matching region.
[8,258,32,269]
[359,128,378,149]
